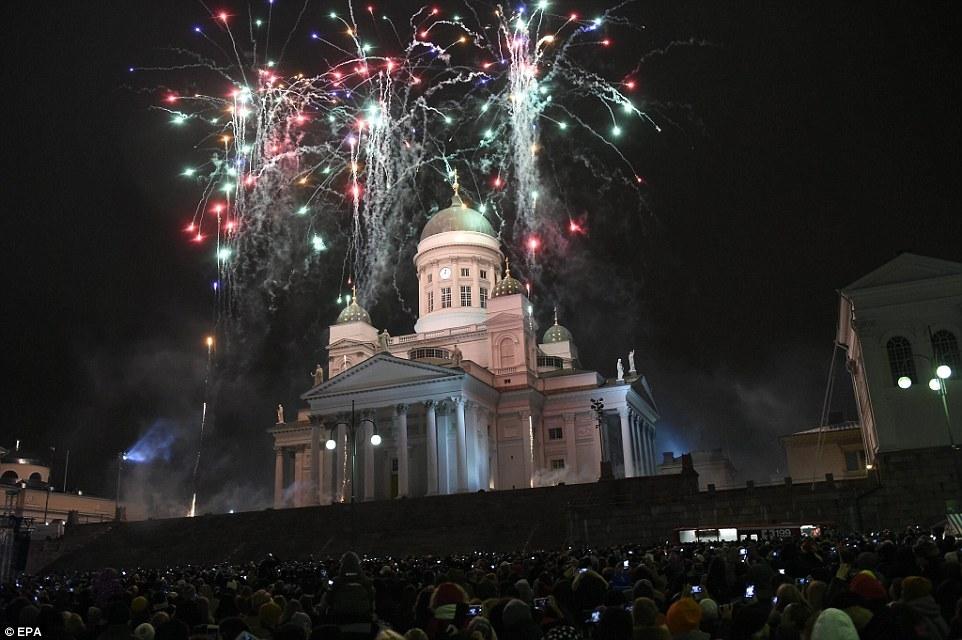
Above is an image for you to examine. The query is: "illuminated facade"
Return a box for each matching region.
[837,253,962,464]
[269,188,659,506]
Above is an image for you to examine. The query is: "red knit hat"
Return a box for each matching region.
[849,571,887,601]
[666,597,702,634]
[431,582,468,608]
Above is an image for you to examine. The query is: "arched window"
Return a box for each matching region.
[1,470,18,483]
[28,472,43,482]
[932,330,960,378]
[499,338,516,367]
[886,336,917,385]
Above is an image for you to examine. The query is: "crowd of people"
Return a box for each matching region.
[3,528,962,640]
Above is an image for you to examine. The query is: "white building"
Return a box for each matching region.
[270,186,659,506]
[837,253,962,465]
[780,421,866,482]
[657,450,737,490]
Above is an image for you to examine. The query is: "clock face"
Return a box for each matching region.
[439,267,452,280]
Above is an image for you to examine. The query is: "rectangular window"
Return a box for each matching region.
[441,287,452,308]
[480,287,488,309]
[460,285,471,307]
[460,267,470,277]
[427,290,434,312]
[844,450,865,472]
[480,269,487,280]
[427,273,432,284]
[548,427,563,440]
[550,458,565,470]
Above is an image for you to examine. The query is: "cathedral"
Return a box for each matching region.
[270,183,660,506]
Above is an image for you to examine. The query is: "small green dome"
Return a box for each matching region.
[543,323,573,344]
[492,273,523,298]
[337,299,371,324]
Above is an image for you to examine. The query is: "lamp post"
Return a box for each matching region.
[324,400,381,503]
[897,355,958,497]
[590,398,614,480]
[896,361,954,447]
[115,451,128,513]
[43,485,53,525]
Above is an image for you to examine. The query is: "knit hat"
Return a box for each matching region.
[849,571,887,601]
[631,598,659,627]
[514,579,534,603]
[467,616,498,640]
[699,598,719,621]
[811,608,858,640]
[900,576,933,602]
[251,590,272,611]
[290,611,312,633]
[259,601,283,628]
[665,598,701,635]
[501,599,532,630]
[131,596,150,614]
[544,626,580,640]
[134,623,155,640]
[431,582,468,608]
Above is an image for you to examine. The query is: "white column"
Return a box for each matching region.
[293,448,304,506]
[425,401,439,495]
[479,418,490,490]
[363,413,375,501]
[520,410,534,488]
[489,412,499,489]
[638,420,648,475]
[454,397,468,492]
[311,425,322,504]
[645,423,655,475]
[619,407,635,478]
[564,413,578,480]
[274,448,284,508]
[321,423,334,503]
[395,404,409,497]
[466,403,480,491]
[337,423,348,502]
[438,407,450,494]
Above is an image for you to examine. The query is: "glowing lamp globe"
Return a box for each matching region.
[897,376,912,389]
[325,438,337,450]
[937,365,952,380]
[370,433,382,446]
[929,378,942,391]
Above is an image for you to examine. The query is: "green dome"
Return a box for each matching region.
[491,273,523,298]
[337,299,371,324]
[543,323,573,344]
[420,195,496,241]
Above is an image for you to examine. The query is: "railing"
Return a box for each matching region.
[389,324,487,345]
[491,366,527,376]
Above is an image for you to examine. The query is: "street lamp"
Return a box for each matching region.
[116,451,128,514]
[590,398,614,480]
[324,400,380,503]
[897,361,953,446]
[43,485,53,525]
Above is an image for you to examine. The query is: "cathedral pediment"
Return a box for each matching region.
[843,253,962,292]
[302,352,463,399]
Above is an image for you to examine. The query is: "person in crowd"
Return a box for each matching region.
[6,529,962,640]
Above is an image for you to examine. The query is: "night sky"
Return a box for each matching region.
[3,2,960,512]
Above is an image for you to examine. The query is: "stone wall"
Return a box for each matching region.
[40,446,960,572]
